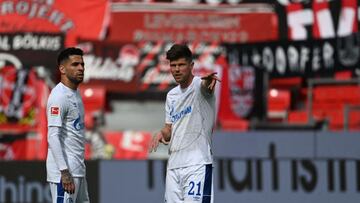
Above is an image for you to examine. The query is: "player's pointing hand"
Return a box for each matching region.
[201,72,221,92]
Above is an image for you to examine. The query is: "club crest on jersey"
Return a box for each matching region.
[73,115,85,131]
[50,107,60,116]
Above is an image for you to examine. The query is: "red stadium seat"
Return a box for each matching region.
[269,77,302,89]
[313,85,360,103]
[267,89,291,120]
[310,85,360,130]
[79,85,106,129]
[79,85,106,112]
[288,110,308,124]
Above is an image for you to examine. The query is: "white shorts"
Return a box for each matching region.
[165,164,213,203]
[49,177,90,203]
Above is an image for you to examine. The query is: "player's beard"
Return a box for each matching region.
[68,75,83,85]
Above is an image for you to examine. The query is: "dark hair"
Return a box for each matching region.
[166,44,192,62]
[57,47,84,65]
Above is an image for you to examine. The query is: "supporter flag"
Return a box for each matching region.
[0,0,110,46]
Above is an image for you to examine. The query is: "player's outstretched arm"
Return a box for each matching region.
[201,72,221,94]
[149,123,172,152]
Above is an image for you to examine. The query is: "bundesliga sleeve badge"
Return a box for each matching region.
[50,106,60,116]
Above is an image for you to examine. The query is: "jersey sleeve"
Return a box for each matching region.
[48,126,68,170]
[47,94,68,127]
[165,94,173,124]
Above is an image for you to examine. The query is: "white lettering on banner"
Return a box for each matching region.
[244,43,334,75]
[275,47,286,74]
[142,66,175,85]
[83,55,135,82]
[323,42,334,68]
[288,9,313,40]
[251,49,261,67]
[316,7,335,38]
[337,7,356,37]
[263,47,274,72]
[144,14,239,29]
[0,1,74,32]
[0,53,22,69]
[286,3,359,40]
[121,131,144,152]
[0,36,10,51]
[133,30,248,43]
[12,34,61,51]
[287,46,299,71]
[312,47,321,71]
[191,44,224,55]
[0,176,51,202]
[300,47,310,72]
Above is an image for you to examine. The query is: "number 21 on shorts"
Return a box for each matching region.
[188,181,202,198]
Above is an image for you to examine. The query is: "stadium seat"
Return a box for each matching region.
[309,85,360,130]
[269,77,302,89]
[79,85,106,112]
[313,85,360,103]
[288,110,308,124]
[267,88,291,120]
[79,85,106,129]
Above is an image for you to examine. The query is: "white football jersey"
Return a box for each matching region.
[165,76,215,169]
[46,82,86,182]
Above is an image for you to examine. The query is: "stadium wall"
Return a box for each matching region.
[0,131,359,203]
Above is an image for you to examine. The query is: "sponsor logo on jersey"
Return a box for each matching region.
[50,107,60,116]
[171,106,192,123]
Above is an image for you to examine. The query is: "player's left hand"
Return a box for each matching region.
[61,169,75,194]
[201,72,221,92]
[149,132,169,153]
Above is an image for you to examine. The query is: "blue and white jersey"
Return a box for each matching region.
[46,82,86,182]
[165,76,215,169]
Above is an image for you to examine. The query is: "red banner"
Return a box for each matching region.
[77,40,226,93]
[109,4,278,43]
[104,131,151,160]
[0,0,110,46]
[217,45,266,130]
[0,66,39,127]
[275,0,359,40]
[76,40,141,93]
[0,65,49,160]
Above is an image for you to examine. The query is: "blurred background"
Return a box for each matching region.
[0,0,360,202]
